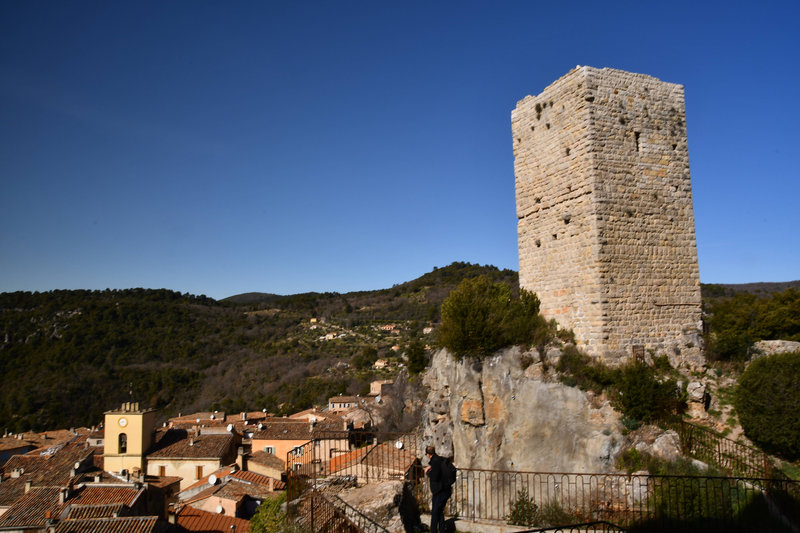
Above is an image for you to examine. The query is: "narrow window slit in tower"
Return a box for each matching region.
[634,131,641,152]
[565,147,570,156]
[546,123,551,129]
[552,234,558,240]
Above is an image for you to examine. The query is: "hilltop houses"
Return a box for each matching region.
[0,379,403,533]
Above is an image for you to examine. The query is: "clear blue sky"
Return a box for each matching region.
[1,1,798,300]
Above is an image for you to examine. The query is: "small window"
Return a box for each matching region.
[118,433,127,454]
[264,446,275,455]
[292,446,303,457]
[196,466,203,480]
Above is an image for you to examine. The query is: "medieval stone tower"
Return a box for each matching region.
[513,66,703,367]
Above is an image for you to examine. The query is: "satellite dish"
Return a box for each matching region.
[395,441,404,450]
[74,462,81,469]
[226,424,234,432]
[196,418,201,423]
[209,474,218,485]
[216,505,224,514]
[258,423,263,430]
[210,414,215,420]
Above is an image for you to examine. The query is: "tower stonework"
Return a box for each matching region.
[513,66,703,368]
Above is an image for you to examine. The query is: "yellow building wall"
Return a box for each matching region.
[103,403,156,474]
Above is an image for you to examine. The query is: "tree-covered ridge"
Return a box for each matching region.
[0,263,511,432]
[703,287,800,361]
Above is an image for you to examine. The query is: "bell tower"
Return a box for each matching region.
[103,402,156,474]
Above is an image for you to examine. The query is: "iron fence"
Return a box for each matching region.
[286,431,423,531]
[671,420,772,479]
[293,489,362,533]
[441,468,799,532]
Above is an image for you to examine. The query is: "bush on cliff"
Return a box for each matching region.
[734,351,800,460]
[437,276,554,359]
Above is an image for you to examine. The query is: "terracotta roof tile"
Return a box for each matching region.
[329,445,375,474]
[147,429,235,460]
[247,451,285,471]
[64,503,130,519]
[70,486,143,506]
[176,505,250,533]
[54,516,162,533]
[0,487,64,528]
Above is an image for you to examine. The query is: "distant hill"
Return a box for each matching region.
[702,281,800,299]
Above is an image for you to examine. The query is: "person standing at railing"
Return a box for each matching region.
[425,445,452,533]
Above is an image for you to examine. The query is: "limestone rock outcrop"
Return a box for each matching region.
[421,348,623,473]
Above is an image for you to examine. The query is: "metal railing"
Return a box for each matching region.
[294,489,362,533]
[443,468,799,532]
[671,420,772,479]
[286,431,423,531]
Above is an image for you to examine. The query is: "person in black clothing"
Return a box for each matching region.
[425,445,451,533]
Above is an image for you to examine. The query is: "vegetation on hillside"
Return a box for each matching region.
[556,347,684,427]
[702,286,800,361]
[437,276,557,359]
[0,262,513,432]
[734,351,800,460]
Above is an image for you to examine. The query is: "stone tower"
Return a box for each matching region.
[513,66,703,367]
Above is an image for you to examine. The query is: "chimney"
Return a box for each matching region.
[59,488,67,504]
[168,507,177,524]
[236,447,246,470]
[25,480,32,493]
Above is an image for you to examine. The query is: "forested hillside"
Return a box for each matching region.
[0,262,516,432]
[3,264,797,433]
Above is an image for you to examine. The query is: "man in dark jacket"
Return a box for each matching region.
[425,445,451,533]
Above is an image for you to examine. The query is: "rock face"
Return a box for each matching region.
[421,348,623,473]
[751,340,800,359]
[338,480,422,533]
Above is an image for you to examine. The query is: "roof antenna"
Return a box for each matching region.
[128,382,134,402]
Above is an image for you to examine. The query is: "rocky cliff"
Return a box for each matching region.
[421,347,624,473]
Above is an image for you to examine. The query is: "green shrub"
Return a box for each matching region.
[438,276,555,360]
[734,351,800,460]
[507,488,540,527]
[250,493,287,533]
[556,345,618,393]
[614,361,683,424]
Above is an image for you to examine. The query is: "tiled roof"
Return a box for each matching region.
[70,486,143,506]
[0,436,37,452]
[328,395,359,403]
[0,442,95,506]
[362,442,418,472]
[147,429,235,459]
[250,418,343,441]
[180,465,238,493]
[328,445,375,474]
[250,421,311,441]
[54,516,161,533]
[176,505,250,533]
[0,487,64,528]
[230,470,279,487]
[64,503,130,519]
[169,412,226,424]
[247,451,285,471]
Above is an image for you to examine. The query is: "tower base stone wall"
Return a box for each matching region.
[513,66,704,369]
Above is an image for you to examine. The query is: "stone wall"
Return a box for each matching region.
[513,66,703,368]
